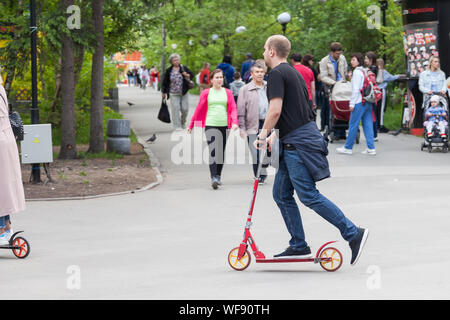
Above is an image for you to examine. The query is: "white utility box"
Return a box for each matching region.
[20,124,53,164]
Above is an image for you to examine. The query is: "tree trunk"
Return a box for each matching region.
[88,0,104,153]
[59,0,77,159]
[74,44,85,87]
[50,60,61,113]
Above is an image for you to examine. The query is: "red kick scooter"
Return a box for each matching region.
[227,148,343,272]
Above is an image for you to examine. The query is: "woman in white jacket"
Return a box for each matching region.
[336,53,376,155]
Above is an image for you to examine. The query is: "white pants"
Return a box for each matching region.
[425,121,447,135]
[169,93,189,129]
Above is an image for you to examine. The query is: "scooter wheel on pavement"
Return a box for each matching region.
[319,247,342,272]
[228,247,251,271]
[11,237,30,259]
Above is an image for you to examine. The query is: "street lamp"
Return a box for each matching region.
[171,43,177,50]
[211,34,219,44]
[277,12,291,35]
[30,0,41,183]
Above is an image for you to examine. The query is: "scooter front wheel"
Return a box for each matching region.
[228,247,251,271]
[11,236,30,259]
[319,247,342,272]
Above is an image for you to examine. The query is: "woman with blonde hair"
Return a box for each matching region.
[188,69,238,189]
[0,73,26,245]
[419,56,447,106]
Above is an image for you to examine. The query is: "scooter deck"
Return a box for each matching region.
[256,257,330,263]
[0,245,21,249]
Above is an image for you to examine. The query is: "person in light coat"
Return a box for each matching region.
[0,73,26,245]
[237,59,270,183]
[419,56,447,107]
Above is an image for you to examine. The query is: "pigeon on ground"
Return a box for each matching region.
[127,101,135,106]
[146,134,156,143]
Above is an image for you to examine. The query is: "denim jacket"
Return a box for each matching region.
[419,69,447,94]
[281,121,330,182]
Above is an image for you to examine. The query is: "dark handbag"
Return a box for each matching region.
[157,98,171,123]
[0,92,24,141]
[181,65,195,89]
[186,78,195,89]
[9,111,24,141]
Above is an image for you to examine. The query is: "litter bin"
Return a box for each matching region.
[106,119,130,154]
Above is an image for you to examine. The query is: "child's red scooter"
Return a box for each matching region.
[227,148,343,272]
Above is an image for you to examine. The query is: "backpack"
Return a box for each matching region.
[195,73,200,85]
[361,68,382,104]
[222,70,230,89]
[242,60,254,83]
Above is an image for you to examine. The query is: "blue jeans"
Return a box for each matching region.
[345,102,375,150]
[273,147,358,250]
[0,215,10,228]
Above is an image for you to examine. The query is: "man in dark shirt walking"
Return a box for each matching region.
[255,35,368,265]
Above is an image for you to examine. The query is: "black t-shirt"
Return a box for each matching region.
[266,62,314,138]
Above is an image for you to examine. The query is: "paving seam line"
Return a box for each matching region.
[25,131,163,202]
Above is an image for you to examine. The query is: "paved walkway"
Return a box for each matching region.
[2,85,450,299]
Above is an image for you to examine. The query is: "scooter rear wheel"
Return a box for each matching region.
[319,247,342,272]
[228,247,251,271]
[11,236,30,259]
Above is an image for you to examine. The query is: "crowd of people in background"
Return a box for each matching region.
[133,39,450,182]
[127,65,160,90]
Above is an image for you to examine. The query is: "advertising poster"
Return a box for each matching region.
[403,22,439,77]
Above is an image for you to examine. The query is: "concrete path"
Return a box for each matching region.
[2,85,450,300]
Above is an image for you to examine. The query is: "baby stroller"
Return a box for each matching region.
[420,93,449,153]
[325,82,360,144]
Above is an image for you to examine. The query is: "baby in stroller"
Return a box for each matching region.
[422,94,449,152]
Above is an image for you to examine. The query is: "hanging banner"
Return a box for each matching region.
[403,22,439,78]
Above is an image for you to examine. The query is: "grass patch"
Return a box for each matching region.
[383,102,403,131]
[77,150,124,160]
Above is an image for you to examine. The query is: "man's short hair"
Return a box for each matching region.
[289,53,302,62]
[250,59,267,72]
[330,42,343,52]
[266,35,291,59]
[223,55,232,64]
